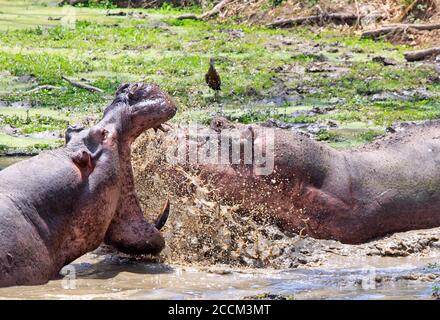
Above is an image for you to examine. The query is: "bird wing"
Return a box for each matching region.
[212,69,221,90]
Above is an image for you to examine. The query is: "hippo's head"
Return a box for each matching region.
[65,83,176,257]
[99,83,176,256]
[102,83,177,145]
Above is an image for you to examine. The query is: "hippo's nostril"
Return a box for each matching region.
[101,129,109,141]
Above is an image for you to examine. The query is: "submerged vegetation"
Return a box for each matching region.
[0,0,439,153]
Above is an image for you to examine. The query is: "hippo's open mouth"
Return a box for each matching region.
[66,83,176,256]
[98,83,177,256]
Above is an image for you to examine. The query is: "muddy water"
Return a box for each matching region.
[0,252,438,300]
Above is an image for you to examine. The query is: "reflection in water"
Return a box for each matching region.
[0,252,438,300]
[0,156,29,170]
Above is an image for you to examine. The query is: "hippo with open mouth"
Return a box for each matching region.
[197,119,440,244]
[135,117,440,246]
[0,83,176,287]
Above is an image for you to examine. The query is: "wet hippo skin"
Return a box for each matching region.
[0,83,176,287]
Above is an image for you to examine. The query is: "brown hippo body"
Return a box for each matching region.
[0,83,176,287]
[181,120,440,244]
[0,145,120,285]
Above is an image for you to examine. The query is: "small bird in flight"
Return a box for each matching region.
[205,58,221,99]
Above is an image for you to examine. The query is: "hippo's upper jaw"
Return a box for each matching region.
[103,83,177,144]
[96,83,176,257]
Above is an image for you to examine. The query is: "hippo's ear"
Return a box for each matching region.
[71,149,94,176]
[65,124,85,144]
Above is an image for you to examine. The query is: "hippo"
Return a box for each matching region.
[136,117,440,244]
[201,119,440,244]
[0,83,176,287]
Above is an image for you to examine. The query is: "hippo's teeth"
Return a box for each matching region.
[153,124,166,133]
[155,199,170,231]
[153,123,172,133]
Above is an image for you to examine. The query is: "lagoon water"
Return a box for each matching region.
[0,252,438,300]
[0,156,29,170]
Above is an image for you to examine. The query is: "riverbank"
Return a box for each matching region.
[1,0,439,152]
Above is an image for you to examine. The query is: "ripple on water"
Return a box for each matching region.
[0,156,29,170]
[0,252,437,300]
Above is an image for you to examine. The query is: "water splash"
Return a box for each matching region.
[132,131,440,269]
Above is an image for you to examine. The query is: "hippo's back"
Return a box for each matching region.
[0,151,84,264]
[0,151,81,196]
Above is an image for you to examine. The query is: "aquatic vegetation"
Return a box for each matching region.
[0,113,69,133]
[0,0,439,151]
[426,262,440,270]
[316,129,339,141]
[0,132,63,154]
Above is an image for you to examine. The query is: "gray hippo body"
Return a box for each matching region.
[141,117,440,245]
[197,119,440,244]
[0,83,176,287]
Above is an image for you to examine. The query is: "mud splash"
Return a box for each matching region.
[131,131,440,269]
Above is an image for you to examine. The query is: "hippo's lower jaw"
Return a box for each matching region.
[103,198,170,256]
[104,221,165,255]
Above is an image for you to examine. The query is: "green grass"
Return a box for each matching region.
[0,0,439,151]
[0,112,68,133]
[0,132,62,153]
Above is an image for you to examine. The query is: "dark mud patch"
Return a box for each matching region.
[243,293,295,300]
[370,88,439,102]
[0,100,32,108]
[306,62,350,78]
[260,119,334,137]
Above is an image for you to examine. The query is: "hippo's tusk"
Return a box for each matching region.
[154,199,170,230]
